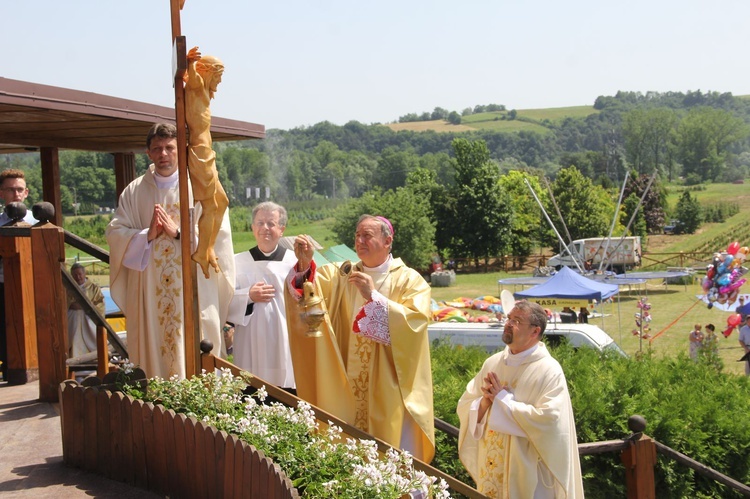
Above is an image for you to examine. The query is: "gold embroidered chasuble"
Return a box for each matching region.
[107,166,235,379]
[457,343,584,498]
[285,258,435,462]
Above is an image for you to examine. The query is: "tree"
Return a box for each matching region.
[447,111,462,125]
[430,107,449,121]
[676,107,749,182]
[374,147,419,191]
[498,171,548,267]
[674,191,701,234]
[548,166,613,244]
[623,172,666,234]
[332,188,435,269]
[622,193,647,241]
[445,138,513,269]
[622,108,677,176]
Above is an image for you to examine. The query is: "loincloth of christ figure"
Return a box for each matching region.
[184,45,229,278]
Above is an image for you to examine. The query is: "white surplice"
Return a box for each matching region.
[226,246,297,388]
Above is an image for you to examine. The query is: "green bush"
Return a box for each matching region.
[431,342,750,498]
[63,214,111,246]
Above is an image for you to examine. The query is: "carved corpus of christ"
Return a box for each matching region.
[184,46,229,278]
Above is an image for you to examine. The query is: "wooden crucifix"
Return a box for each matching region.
[169,0,200,377]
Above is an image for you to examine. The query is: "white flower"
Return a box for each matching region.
[121,359,135,375]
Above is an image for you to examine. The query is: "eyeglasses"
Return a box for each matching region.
[506,317,537,328]
[253,221,280,229]
[2,187,26,193]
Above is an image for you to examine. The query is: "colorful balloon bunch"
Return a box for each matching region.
[701,241,749,309]
[723,313,743,338]
[632,297,652,338]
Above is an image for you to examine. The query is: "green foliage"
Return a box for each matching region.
[332,187,435,269]
[547,166,613,244]
[431,342,750,498]
[624,172,666,234]
[677,107,749,182]
[702,202,740,223]
[622,108,678,176]
[498,171,548,261]
[674,191,702,234]
[444,138,513,266]
[623,193,648,240]
[63,215,111,246]
[374,147,420,192]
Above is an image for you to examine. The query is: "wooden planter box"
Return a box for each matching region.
[58,381,299,498]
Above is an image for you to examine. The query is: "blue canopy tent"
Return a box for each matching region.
[514,266,619,301]
[514,266,621,335]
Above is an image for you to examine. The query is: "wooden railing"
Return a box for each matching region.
[59,380,300,499]
[62,264,127,377]
[438,414,750,498]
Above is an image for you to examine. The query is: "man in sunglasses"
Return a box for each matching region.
[457,299,584,498]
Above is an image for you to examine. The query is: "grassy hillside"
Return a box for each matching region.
[386,105,599,133]
[647,182,749,255]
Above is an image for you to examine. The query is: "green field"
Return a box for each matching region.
[391,105,601,133]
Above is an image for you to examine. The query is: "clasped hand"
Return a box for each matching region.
[147,204,179,242]
[481,372,509,401]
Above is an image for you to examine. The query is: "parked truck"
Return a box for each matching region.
[547,236,642,274]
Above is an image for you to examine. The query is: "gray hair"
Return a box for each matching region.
[70,262,85,273]
[513,300,547,334]
[252,201,287,227]
[357,214,393,239]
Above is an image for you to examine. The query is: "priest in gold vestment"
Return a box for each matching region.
[457,300,584,498]
[286,215,435,462]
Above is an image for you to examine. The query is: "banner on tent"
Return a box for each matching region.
[530,298,589,308]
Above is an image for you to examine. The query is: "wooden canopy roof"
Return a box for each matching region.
[0,76,264,154]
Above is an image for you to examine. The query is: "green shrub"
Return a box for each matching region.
[63,214,111,246]
[431,342,750,498]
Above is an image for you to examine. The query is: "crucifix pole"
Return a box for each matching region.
[169,0,199,377]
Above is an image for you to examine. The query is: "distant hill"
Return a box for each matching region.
[386,105,599,133]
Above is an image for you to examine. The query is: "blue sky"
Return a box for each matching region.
[3,0,749,130]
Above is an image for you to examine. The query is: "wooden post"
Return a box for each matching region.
[0,222,38,384]
[31,221,67,401]
[113,152,137,204]
[621,416,657,499]
[96,324,108,378]
[40,147,63,227]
